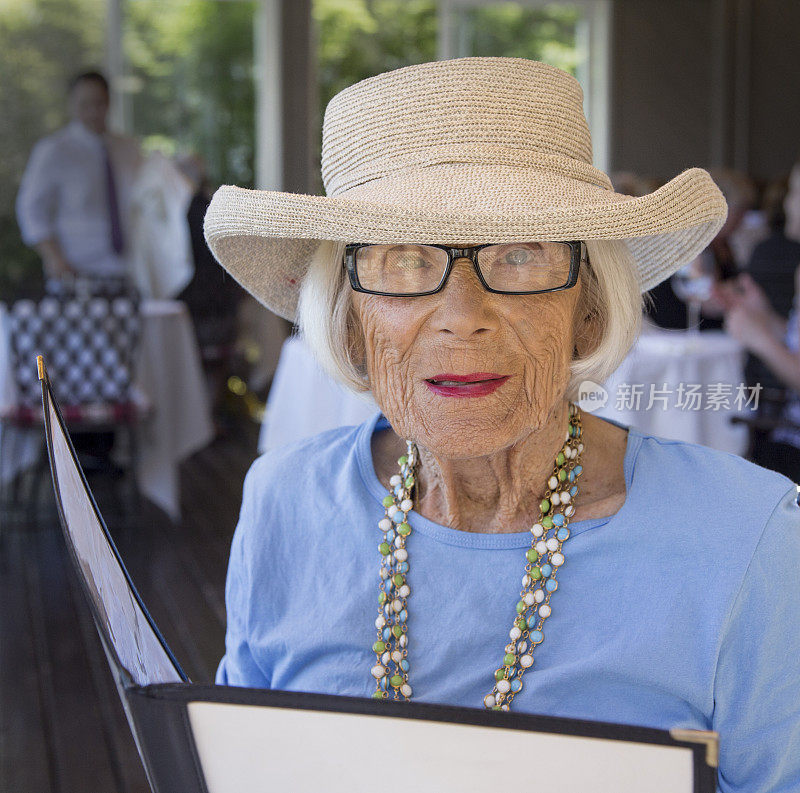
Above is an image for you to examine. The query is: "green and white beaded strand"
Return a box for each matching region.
[372,404,585,709]
[372,440,417,700]
[484,402,584,710]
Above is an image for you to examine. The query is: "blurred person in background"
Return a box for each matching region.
[175,153,243,423]
[15,71,142,285]
[14,70,142,468]
[609,171,696,331]
[785,161,800,243]
[743,176,800,393]
[677,169,758,331]
[719,268,800,479]
[718,168,800,480]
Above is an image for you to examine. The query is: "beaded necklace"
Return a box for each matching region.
[371,402,584,710]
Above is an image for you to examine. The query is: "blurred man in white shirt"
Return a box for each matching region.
[16,71,142,282]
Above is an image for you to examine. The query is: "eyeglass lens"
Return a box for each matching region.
[354,243,573,294]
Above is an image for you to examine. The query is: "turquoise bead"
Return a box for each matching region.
[556,527,569,541]
[386,529,396,542]
[380,676,388,690]
[541,564,552,577]
[568,469,575,482]
[392,511,404,523]
[511,678,523,692]
[400,659,409,672]
[546,579,558,593]
[553,513,565,526]
[394,485,403,497]
[399,609,407,623]
[383,627,391,641]
[398,561,409,573]
[570,485,578,496]
[575,465,583,475]
[526,615,537,629]
[531,629,543,642]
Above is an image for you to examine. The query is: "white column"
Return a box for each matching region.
[254,0,283,190]
[578,0,611,174]
[105,0,128,131]
[436,0,454,60]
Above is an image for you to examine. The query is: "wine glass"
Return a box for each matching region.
[670,255,715,336]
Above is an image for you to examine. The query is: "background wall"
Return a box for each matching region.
[609,0,800,182]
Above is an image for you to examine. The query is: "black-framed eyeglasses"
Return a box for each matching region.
[343,241,585,297]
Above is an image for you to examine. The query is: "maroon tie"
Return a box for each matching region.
[102,142,125,255]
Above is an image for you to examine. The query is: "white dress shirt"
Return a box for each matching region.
[16,120,142,278]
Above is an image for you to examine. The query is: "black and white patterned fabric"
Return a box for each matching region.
[6,295,141,408]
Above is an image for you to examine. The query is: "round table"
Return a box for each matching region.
[592,328,751,455]
[259,336,377,453]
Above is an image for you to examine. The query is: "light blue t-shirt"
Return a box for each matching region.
[218,413,800,793]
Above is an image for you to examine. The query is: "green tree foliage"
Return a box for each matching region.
[125,0,256,188]
[0,0,105,297]
[455,3,580,72]
[314,0,437,111]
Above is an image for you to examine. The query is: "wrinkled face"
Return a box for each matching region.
[353,253,589,459]
[69,80,109,135]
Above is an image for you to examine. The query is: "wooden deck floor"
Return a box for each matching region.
[0,421,259,793]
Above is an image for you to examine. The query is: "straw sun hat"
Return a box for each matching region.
[203,57,727,321]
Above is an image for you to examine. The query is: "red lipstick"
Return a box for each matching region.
[424,373,510,398]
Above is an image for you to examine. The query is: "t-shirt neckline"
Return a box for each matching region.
[356,411,644,549]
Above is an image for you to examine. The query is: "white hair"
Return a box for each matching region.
[297,239,643,400]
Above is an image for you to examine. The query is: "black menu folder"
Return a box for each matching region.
[38,356,719,793]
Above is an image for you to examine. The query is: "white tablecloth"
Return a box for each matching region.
[0,299,213,520]
[592,328,750,455]
[259,336,377,453]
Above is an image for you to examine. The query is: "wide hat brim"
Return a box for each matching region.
[204,164,727,322]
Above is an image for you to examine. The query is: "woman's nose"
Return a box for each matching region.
[429,257,500,339]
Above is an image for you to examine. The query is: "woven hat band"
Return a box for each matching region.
[328,145,613,197]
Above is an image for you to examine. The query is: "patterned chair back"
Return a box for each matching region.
[6,294,141,409]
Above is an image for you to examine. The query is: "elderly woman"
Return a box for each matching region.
[204,59,800,792]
